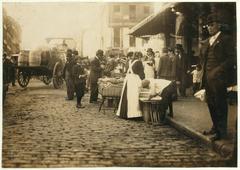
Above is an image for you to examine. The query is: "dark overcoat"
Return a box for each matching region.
[89,57,102,84]
[199,33,235,90]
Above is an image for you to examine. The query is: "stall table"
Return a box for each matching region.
[140,96,167,125]
[98,82,123,113]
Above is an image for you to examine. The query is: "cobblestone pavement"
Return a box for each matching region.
[2,81,229,167]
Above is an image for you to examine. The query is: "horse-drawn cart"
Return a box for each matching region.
[16,38,76,89]
[17,61,64,88]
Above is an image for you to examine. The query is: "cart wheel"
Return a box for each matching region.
[53,62,64,89]
[42,75,52,85]
[17,71,30,88]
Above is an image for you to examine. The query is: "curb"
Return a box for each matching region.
[166,116,234,158]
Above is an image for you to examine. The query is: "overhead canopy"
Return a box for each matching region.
[129,3,177,37]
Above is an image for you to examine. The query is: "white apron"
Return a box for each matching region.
[116,60,142,118]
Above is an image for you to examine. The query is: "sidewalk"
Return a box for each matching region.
[166,96,237,158]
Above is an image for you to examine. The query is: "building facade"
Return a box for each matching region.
[100,3,154,54]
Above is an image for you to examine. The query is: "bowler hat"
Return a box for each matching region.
[206,13,220,24]
[67,49,72,54]
[147,48,153,52]
[96,49,104,56]
[73,50,79,55]
[162,47,168,53]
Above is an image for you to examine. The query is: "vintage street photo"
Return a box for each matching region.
[2,1,237,167]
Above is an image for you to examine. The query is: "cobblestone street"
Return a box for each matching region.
[2,81,228,167]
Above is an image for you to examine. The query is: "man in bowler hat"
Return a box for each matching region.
[175,44,189,97]
[63,49,76,100]
[199,13,236,140]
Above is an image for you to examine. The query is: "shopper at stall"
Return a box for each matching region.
[116,51,145,119]
[143,49,155,79]
[73,57,88,108]
[200,13,235,140]
[89,49,104,103]
[103,54,116,77]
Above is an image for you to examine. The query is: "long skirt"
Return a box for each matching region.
[116,73,142,119]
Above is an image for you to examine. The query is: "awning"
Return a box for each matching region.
[129,3,178,37]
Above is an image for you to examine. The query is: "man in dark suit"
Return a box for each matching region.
[200,13,235,140]
[89,49,104,103]
[63,49,76,100]
[157,47,171,80]
[175,44,189,97]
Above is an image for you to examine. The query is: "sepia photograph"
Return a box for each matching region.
[2,0,237,168]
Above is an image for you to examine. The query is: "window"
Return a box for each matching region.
[113,5,120,13]
[129,5,136,20]
[129,36,136,47]
[144,6,150,14]
[113,27,120,47]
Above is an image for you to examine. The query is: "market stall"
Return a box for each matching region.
[98,77,124,113]
[139,79,176,125]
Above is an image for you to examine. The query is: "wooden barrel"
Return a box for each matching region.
[40,50,50,66]
[29,50,41,66]
[18,50,29,66]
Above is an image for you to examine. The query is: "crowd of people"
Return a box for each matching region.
[62,43,202,111]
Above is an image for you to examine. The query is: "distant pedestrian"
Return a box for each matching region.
[72,50,79,62]
[190,64,202,94]
[175,44,189,97]
[157,47,171,80]
[73,57,87,108]
[168,47,177,81]
[154,51,160,78]
[3,53,12,84]
[89,49,104,103]
[63,49,76,100]
[10,55,17,86]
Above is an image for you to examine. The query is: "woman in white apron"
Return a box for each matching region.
[116,52,145,119]
[143,57,155,79]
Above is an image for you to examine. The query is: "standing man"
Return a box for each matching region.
[175,44,189,97]
[63,49,76,100]
[154,51,161,78]
[89,49,104,103]
[10,55,17,86]
[200,13,235,140]
[157,47,170,80]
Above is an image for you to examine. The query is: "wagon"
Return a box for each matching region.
[16,60,64,89]
[16,38,76,88]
